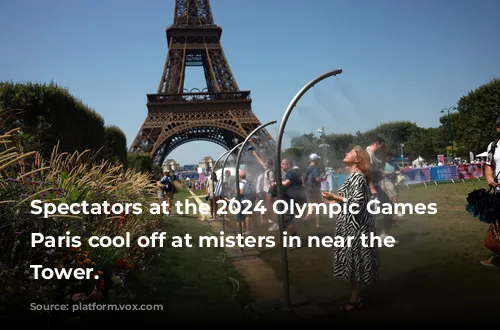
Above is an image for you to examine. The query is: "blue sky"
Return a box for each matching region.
[1,0,499,165]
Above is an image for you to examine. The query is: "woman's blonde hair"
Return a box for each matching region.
[352,145,372,184]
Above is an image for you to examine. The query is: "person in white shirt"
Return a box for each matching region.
[252,151,278,231]
[486,125,500,191]
[481,117,500,267]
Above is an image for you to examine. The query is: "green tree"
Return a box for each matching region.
[355,121,416,155]
[127,153,162,175]
[456,78,500,153]
[282,147,303,166]
[325,133,355,166]
[104,125,127,164]
[405,126,443,160]
[0,81,127,164]
[290,133,318,150]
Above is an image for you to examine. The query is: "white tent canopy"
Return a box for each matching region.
[412,156,425,167]
[476,151,488,158]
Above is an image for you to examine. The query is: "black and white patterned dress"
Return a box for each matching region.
[333,171,380,284]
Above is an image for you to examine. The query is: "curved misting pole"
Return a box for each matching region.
[275,68,343,309]
[234,121,278,244]
[211,150,232,221]
[219,142,244,232]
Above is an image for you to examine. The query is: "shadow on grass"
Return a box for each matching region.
[257,180,500,322]
[311,261,500,322]
[393,231,431,245]
[16,215,256,326]
[300,231,431,246]
[118,217,255,324]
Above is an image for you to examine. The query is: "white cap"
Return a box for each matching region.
[293,166,299,170]
[310,153,321,160]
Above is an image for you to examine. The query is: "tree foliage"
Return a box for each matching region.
[104,125,127,164]
[127,153,162,176]
[456,78,500,153]
[0,81,127,164]
[283,78,500,165]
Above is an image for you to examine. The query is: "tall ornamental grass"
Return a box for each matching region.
[0,125,161,319]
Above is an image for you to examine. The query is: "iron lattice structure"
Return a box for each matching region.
[130,0,275,165]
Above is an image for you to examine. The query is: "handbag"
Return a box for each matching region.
[268,185,277,198]
[485,222,500,255]
[466,171,500,224]
[466,187,495,223]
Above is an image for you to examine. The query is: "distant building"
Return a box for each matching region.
[198,156,214,173]
[163,159,181,172]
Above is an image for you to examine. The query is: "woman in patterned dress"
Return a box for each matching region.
[322,146,380,312]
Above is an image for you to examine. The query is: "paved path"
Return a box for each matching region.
[186,190,327,321]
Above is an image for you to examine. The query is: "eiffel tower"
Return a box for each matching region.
[130,0,275,165]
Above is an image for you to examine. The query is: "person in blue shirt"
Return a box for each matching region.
[159,170,174,215]
[383,152,402,206]
[304,154,328,228]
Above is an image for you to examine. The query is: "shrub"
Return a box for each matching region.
[0,125,161,321]
[0,81,127,164]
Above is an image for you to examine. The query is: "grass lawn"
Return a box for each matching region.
[253,179,500,321]
[77,187,253,325]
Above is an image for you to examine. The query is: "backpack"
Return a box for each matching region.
[256,173,265,194]
[265,169,275,186]
[243,179,257,201]
[161,176,173,192]
[304,166,317,191]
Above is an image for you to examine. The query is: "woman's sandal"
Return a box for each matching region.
[340,300,363,312]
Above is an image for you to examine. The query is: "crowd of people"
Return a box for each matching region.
[154,120,500,312]
[198,136,408,311]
